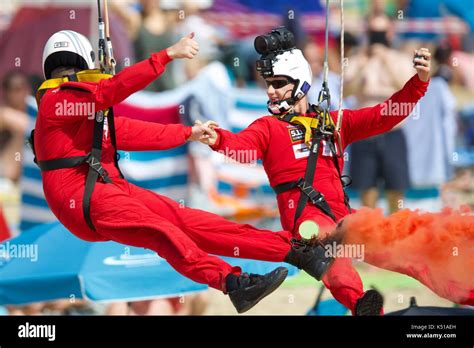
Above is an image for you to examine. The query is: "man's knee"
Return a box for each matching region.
[324,257,361,284]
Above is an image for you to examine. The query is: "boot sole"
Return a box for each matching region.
[236,267,289,313]
[355,290,384,316]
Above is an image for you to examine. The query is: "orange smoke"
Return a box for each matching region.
[340,207,474,305]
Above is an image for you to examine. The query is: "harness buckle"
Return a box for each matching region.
[308,190,325,205]
[295,177,305,188]
[85,154,111,183]
[295,178,325,204]
[341,175,352,187]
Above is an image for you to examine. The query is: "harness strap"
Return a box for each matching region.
[272,131,338,229]
[328,140,352,213]
[37,155,89,171]
[30,69,120,231]
[278,104,335,145]
[107,108,124,179]
[297,131,335,225]
[36,153,111,182]
[82,109,107,230]
[32,110,111,231]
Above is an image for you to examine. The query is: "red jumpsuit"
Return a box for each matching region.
[0,205,10,242]
[34,50,295,291]
[210,74,429,311]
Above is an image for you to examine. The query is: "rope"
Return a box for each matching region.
[317,0,334,135]
[104,0,110,38]
[336,0,344,133]
[322,0,330,88]
[103,0,116,75]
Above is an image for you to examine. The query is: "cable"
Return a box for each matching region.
[336,0,344,133]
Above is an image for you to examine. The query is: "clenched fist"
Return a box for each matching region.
[166,32,199,59]
[413,48,431,82]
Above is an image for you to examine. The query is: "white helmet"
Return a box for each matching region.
[257,49,312,115]
[42,30,95,79]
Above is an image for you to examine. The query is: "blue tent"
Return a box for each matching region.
[306,285,349,316]
[0,222,296,305]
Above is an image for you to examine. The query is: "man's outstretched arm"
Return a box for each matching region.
[59,33,199,112]
[115,116,214,151]
[204,117,271,162]
[341,48,431,146]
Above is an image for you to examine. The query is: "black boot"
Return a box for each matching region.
[354,289,384,316]
[284,238,335,281]
[285,221,346,281]
[226,267,288,313]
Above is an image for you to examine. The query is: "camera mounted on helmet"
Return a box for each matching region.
[254,27,312,116]
[255,27,296,78]
[254,27,295,56]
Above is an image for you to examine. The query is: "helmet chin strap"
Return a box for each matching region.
[267,90,297,115]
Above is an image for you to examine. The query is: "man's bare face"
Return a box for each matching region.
[265,77,294,104]
[50,66,80,79]
[5,75,30,110]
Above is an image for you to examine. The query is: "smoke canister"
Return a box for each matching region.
[298,220,320,240]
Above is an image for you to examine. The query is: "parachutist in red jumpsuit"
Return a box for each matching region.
[207,43,431,314]
[34,31,336,313]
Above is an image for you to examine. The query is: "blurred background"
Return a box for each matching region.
[0,0,473,316]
